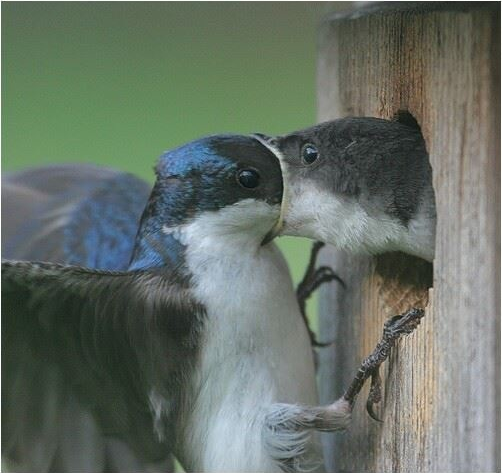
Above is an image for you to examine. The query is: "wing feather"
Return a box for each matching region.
[2,260,205,467]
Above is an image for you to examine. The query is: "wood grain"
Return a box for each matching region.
[316,3,500,472]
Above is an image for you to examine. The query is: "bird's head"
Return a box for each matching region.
[256,118,435,261]
[130,134,284,269]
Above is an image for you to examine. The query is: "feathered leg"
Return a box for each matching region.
[264,308,425,471]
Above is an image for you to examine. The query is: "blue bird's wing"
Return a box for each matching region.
[2,164,151,269]
[2,260,204,472]
[1,165,177,472]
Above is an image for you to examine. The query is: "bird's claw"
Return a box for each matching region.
[296,241,345,347]
[366,368,383,422]
[342,307,425,421]
[383,308,425,340]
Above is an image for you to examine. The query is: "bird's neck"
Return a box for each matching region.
[130,197,278,271]
[128,180,192,271]
[129,215,264,272]
[129,230,187,271]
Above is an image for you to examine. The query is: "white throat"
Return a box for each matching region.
[283,182,435,262]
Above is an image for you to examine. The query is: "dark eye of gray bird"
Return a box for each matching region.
[301,143,320,165]
[237,168,260,188]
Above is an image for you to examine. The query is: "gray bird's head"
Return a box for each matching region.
[255,118,436,261]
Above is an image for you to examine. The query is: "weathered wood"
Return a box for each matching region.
[317,3,500,472]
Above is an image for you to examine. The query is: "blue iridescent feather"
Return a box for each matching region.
[3,165,151,270]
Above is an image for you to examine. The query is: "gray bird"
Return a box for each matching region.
[257,117,436,261]
[2,126,425,473]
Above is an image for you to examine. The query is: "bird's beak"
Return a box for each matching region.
[251,134,288,246]
[261,219,282,246]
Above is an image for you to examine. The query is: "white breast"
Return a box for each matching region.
[174,202,319,472]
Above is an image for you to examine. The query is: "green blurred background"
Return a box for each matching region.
[2,2,347,328]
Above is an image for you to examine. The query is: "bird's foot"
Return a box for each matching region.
[365,367,383,422]
[296,241,345,347]
[342,308,425,419]
[264,309,425,438]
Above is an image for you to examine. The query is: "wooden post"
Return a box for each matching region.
[317,3,500,472]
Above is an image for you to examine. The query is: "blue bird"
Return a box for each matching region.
[2,124,427,473]
[3,135,332,473]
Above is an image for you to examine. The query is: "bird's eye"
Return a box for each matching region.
[301,143,319,165]
[237,169,260,189]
